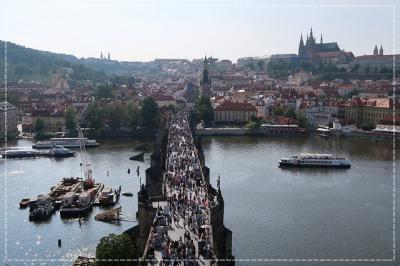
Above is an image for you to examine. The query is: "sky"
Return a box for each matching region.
[1,0,399,62]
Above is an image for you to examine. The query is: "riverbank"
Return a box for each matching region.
[196,125,306,137]
[196,126,398,142]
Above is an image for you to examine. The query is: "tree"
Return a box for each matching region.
[350,64,360,73]
[64,107,77,133]
[0,92,19,105]
[167,104,176,114]
[300,61,312,71]
[94,85,113,99]
[296,111,308,128]
[365,65,371,75]
[189,111,200,128]
[34,118,44,133]
[125,102,140,128]
[140,97,159,129]
[257,60,264,70]
[246,115,262,130]
[195,96,214,127]
[284,108,297,119]
[96,233,137,266]
[360,122,375,131]
[83,102,103,130]
[103,102,126,129]
[247,63,255,70]
[380,67,390,73]
[273,107,284,116]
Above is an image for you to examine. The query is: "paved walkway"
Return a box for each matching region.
[145,113,215,265]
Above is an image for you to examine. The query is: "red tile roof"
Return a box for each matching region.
[215,101,257,112]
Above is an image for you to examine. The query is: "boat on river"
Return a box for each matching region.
[60,129,104,217]
[59,183,104,217]
[29,197,56,221]
[1,145,74,159]
[96,186,121,206]
[33,138,99,149]
[19,198,31,208]
[279,153,351,168]
[129,152,144,161]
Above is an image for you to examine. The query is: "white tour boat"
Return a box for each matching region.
[279,153,351,168]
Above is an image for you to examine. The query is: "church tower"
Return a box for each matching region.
[379,45,383,56]
[308,27,315,45]
[298,34,305,56]
[200,56,212,97]
[373,45,378,56]
[320,34,323,44]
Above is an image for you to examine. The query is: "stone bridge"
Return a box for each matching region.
[126,113,234,265]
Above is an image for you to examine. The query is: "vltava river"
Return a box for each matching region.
[0,136,398,265]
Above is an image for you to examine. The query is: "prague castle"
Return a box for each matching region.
[298,28,354,66]
[237,27,398,72]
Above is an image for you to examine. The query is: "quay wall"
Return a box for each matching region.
[196,128,251,136]
[196,127,307,137]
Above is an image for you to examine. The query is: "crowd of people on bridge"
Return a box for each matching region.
[147,112,216,265]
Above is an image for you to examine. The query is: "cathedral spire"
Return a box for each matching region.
[310,27,314,40]
[379,45,383,56]
[298,34,305,56]
[320,34,323,44]
[373,45,378,56]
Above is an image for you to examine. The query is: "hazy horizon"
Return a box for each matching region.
[1,0,399,62]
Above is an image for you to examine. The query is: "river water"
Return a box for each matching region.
[0,136,398,265]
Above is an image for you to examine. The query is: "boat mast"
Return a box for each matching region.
[78,128,93,183]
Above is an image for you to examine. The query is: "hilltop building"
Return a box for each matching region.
[351,45,399,71]
[297,28,354,66]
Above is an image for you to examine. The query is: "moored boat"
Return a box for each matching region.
[19,198,31,208]
[33,138,99,149]
[52,145,75,157]
[59,183,104,217]
[97,186,121,206]
[1,145,74,159]
[129,152,144,161]
[29,197,56,221]
[279,153,351,168]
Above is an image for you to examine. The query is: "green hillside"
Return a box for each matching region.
[0,41,140,85]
